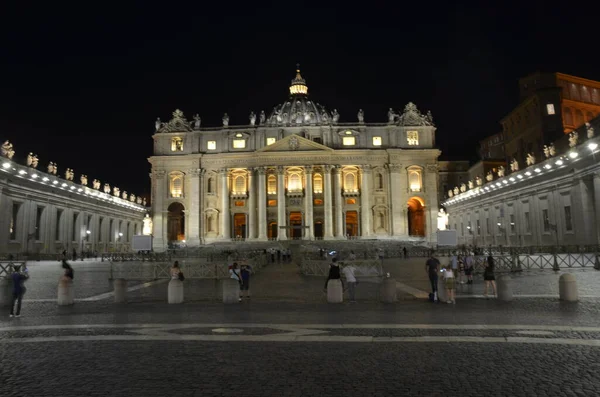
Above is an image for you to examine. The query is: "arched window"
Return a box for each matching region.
[344,173,356,192]
[407,167,422,192]
[234,175,246,193]
[563,107,573,126]
[207,177,215,193]
[376,173,384,190]
[267,175,277,195]
[575,109,584,127]
[313,174,323,194]
[288,173,301,192]
[169,173,184,198]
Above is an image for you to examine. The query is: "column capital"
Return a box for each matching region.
[219,168,228,175]
[188,168,204,177]
[153,170,166,180]
[276,165,285,175]
[361,164,372,174]
[426,163,438,173]
[304,165,314,174]
[255,166,267,175]
[332,165,342,174]
[323,164,334,173]
[386,163,403,173]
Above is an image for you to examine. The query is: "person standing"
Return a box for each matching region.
[484,256,497,299]
[324,257,343,292]
[342,263,357,302]
[443,265,456,304]
[425,253,440,302]
[10,265,29,318]
[62,260,74,281]
[402,247,408,259]
[240,264,252,300]
[229,263,243,302]
[464,254,474,284]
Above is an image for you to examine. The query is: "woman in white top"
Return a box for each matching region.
[443,265,456,304]
[229,262,242,302]
[170,261,182,280]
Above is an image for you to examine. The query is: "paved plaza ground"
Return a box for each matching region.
[1,256,599,396]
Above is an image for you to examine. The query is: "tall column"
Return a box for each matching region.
[594,173,600,245]
[276,166,287,240]
[257,167,267,240]
[198,168,206,244]
[304,166,314,240]
[323,165,334,239]
[247,169,256,239]
[151,170,166,251]
[387,163,404,236]
[187,168,202,246]
[219,168,230,239]
[333,166,344,238]
[360,165,372,237]
[425,164,439,245]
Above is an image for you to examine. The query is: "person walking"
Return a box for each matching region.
[240,264,252,300]
[425,253,441,302]
[443,265,456,304]
[324,257,343,292]
[484,256,497,299]
[9,265,29,318]
[342,263,357,302]
[229,263,243,302]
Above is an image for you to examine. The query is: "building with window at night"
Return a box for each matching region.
[149,68,441,250]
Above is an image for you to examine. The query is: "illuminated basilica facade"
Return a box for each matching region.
[149,69,441,250]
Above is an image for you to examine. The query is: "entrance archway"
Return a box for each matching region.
[407,197,425,237]
[345,211,358,237]
[233,213,246,239]
[314,221,323,239]
[289,212,302,239]
[167,202,185,241]
[268,221,278,239]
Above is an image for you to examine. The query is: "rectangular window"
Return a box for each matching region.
[55,209,63,241]
[207,141,217,150]
[235,201,245,207]
[346,198,356,205]
[267,199,277,207]
[546,103,555,115]
[171,137,183,151]
[35,207,44,240]
[10,203,20,240]
[314,199,323,206]
[524,212,531,232]
[510,214,515,233]
[266,137,276,146]
[407,131,419,145]
[564,206,573,231]
[372,137,382,146]
[342,136,356,146]
[233,139,246,149]
[542,209,550,232]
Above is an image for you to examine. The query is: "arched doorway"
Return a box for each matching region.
[268,221,278,239]
[314,220,323,239]
[167,202,185,241]
[407,197,425,237]
[345,211,358,237]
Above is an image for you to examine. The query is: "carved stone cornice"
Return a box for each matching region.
[386,163,402,173]
[153,170,166,180]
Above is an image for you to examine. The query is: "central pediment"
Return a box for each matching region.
[257,134,334,153]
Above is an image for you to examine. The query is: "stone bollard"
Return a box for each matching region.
[168,279,184,304]
[559,273,578,302]
[222,278,240,304]
[497,274,513,301]
[0,277,12,307]
[327,279,343,303]
[113,278,127,303]
[57,279,74,306]
[380,277,397,303]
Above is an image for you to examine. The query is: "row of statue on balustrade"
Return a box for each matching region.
[448,125,594,198]
[1,140,146,206]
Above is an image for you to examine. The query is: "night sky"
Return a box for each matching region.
[2,2,597,198]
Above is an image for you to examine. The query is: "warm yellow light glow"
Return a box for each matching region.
[171,137,183,151]
[342,137,356,146]
[345,130,352,135]
[233,139,246,149]
[407,131,419,146]
[546,104,555,115]
[170,176,183,198]
[266,137,276,145]
[207,141,216,150]
[288,173,302,192]
[372,136,382,146]
[313,174,323,194]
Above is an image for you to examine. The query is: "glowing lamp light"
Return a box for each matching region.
[52,180,59,185]
[70,186,75,190]
[42,177,49,182]
[495,182,501,187]
[61,183,68,187]
[86,230,91,235]
[544,164,551,169]
[118,232,123,237]
[569,151,578,159]
[32,174,38,179]
[509,177,515,182]
[78,188,83,192]
[502,180,508,184]
[555,159,563,166]
[517,174,523,179]
[525,171,532,176]
[534,168,541,173]
[589,142,598,151]
[182,240,186,243]
[497,222,501,226]
[18,170,27,175]
[2,162,10,169]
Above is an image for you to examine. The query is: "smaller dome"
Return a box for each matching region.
[289,65,308,96]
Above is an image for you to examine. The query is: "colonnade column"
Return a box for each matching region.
[247,169,256,239]
[187,168,202,246]
[276,166,287,240]
[219,168,230,239]
[591,173,600,245]
[323,165,334,239]
[151,170,166,250]
[257,167,267,240]
[304,166,314,240]
[333,166,344,238]
[425,164,439,244]
[360,165,372,237]
[387,164,404,236]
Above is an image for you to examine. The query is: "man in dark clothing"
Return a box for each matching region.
[10,265,29,317]
[425,254,440,302]
[324,257,343,291]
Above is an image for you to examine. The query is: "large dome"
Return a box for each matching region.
[267,67,332,126]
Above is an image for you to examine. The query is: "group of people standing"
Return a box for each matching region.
[426,252,497,304]
[323,257,358,302]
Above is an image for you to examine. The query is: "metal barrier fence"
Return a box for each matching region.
[109,253,269,280]
[300,259,384,281]
[101,252,172,262]
[0,261,26,277]
[441,253,600,273]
